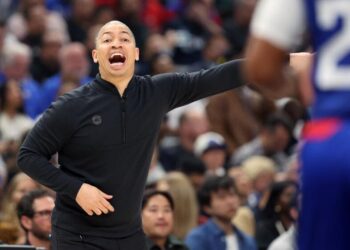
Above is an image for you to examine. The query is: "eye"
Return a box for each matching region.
[103,39,111,43]
[122,38,130,42]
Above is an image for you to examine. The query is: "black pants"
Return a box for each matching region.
[51,226,147,250]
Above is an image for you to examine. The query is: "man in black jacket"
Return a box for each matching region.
[17,20,245,250]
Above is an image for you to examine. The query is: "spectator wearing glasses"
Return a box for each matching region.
[17,189,55,250]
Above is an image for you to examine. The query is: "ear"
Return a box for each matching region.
[92,49,98,63]
[20,216,33,231]
[135,47,140,61]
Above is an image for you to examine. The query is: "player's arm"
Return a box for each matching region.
[244,0,306,99]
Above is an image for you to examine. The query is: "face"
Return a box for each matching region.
[21,196,55,241]
[5,80,23,109]
[61,44,89,80]
[279,185,297,211]
[6,55,30,81]
[142,195,173,239]
[201,149,226,171]
[254,171,274,193]
[12,178,39,204]
[271,125,290,152]
[228,168,252,197]
[205,188,240,222]
[30,196,55,240]
[92,21,139,82]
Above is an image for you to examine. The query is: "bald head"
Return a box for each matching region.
[95,20,136,47]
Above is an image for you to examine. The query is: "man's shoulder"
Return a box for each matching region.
[51,83,96,109]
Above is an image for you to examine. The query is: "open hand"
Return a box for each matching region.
[75,183,115,216]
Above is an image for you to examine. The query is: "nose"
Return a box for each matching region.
[111,40,122,49]
[156,211,166,219]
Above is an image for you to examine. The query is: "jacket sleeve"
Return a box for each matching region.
[185,230,209,250]
[151,59,246,111]
[17,96,83,199]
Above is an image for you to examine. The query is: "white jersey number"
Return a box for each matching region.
[316,0,350,89]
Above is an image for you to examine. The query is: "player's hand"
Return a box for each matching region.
[75,183,115,216]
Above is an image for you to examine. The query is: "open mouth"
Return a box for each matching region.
[109,54,126,65]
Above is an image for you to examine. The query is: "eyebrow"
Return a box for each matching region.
[100,31,131,37]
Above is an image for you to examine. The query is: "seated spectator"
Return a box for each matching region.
[185,175,257,250]
[179,156,206,192]
[194,132,227,176]
[17,189,55,249]
[40,42,92,112]
[0,172,40,244]
[0,80,34,175]
[159,110,208,172]
[142,189,189,250]
[1,41,43,119]
[240,156,277,212]
[156,172,198,241]
[268,192,299,250]
[255,181,298,250]
[230,113,293,169]
[228,167,255,237]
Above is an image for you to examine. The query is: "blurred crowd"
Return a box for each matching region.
[0,0,308,249]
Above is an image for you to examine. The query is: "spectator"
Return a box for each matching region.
[185,175,257,250]
[1,41,43,119]
[30,31,65,83]
[268,192,298,250]
[40,42,92,112]
[223,0,257,58]
[66,0,95,42]
[17,189,55,249]
[142,189,189,250]
[228,167,255,237]
[241,156,276,211]
[231,113,293,169]
[194,132,227,176]
[178,156,206,192]
[160,109,208,171]
[255,181,298,250]
[157,172,198,240]
[0,80,34,175]
[0,172,40,244]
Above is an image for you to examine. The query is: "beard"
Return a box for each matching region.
[31,224,51,241]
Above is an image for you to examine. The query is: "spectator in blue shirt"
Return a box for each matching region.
[185,175,257,250]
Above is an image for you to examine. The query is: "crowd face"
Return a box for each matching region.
[29,196,55,240]
[206,187,240,222]
[12,176,39,205]
[142,194,174,239]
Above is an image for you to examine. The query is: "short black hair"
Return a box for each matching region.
[17,189,53,219]
[198,175,236,207]
[264,112,293,135]
[179,156,206,175]
[142,189,175,211]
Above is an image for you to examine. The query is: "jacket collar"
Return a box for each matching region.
[94,74,136,96]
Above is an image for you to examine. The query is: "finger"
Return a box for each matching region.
[98,203,109,214]
[85,208,93,216]
[100,198,115,212]
[92,207,102,216]
[100,191,113,199]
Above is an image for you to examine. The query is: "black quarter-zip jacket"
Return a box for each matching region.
[18,59,245,238]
